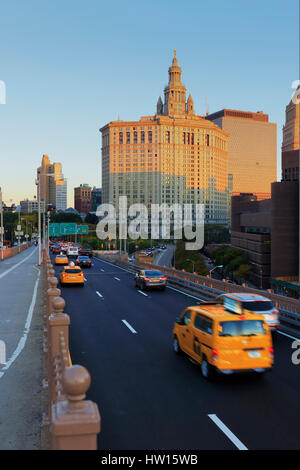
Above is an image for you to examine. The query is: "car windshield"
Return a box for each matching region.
[242,301,273,312]
[65,268,81,274]
[145,271,163,277]
[219,320,266,337]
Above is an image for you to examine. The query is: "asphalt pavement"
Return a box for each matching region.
[51,253,300,450]
[153,245,175,268]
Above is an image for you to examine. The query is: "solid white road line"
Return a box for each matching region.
[122,320,137,334]
[0,266,40,380]
[208,414,248,451]
[93,257,131,273]
[167,285,205,302]
[114,277,120,281]
[0,247,36,280]
[138,290,148,297]
[277,330,300,341]
[95,257,207,301]
[96,291,103,299]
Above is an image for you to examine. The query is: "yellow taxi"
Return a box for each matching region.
[55,254,69,265]
[172,301,274,379]
[60,263,84,287]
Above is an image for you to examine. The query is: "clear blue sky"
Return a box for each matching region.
[0,0,298,207]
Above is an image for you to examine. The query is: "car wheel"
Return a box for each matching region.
[161,286,166,291]
[173,336,181,355]
[201,356,212,380]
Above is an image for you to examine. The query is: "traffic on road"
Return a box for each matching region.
[49,240,300,450]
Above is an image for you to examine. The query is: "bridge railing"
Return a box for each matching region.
[93,252,300,337]
[44,252,100,450]
[0,242,34,261]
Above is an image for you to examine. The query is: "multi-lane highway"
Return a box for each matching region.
[51,253,300,450]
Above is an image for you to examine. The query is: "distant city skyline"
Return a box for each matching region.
[0,0,298,207]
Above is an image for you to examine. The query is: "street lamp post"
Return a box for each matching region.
[28,221,32,241]
[186,258,195,273]
[35,177,42,265]
[21,217,28,246]
[36,172,55,266]
[209,265,223,278]
[0,187,4,260]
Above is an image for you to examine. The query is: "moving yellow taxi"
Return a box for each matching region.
[172,301,274,379]
[55,254,69,265]
[60,264,85,287]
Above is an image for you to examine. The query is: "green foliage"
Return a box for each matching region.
[84,213,99,225]
[174,240,208,275]
[211,245,250,276]
[234,264,253,282]
[50,212,82,223]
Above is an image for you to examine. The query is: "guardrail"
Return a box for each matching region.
[44,252,100,450]
[93,252,300,337]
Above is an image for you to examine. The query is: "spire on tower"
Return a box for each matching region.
[186,93,194,114]
[156,96,163,115]
[172,49,178,66]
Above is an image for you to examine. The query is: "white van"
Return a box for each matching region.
[67,247,79,258]
[218,293,280,331]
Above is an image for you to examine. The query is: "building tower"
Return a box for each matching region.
[163,50,187,116]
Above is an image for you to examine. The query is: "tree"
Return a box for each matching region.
[85,213,99,225]
[234,264,252,283]
[50,212,82,223]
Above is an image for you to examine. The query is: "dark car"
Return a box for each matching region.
[52,246,61,254]
[76,256,92,268]
[135,269,167,291]
[80,247,93,258]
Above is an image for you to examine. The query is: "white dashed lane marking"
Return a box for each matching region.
[122,320,137,334]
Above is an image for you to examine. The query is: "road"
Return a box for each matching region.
[51,253,300,450]
[153,244,175,268]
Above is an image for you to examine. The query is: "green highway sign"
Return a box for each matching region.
[60,223,77,235]
[49,223,90,236]
[49,223,60,237]
[77,225,89,234]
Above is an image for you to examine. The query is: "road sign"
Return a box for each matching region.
[15,231,23,236]
[25,234,29,238]
[49,223,60,237]
[60,223,77,235]
[77,225,89,234]
[17,225,21,231]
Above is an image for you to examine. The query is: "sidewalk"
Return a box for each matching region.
[0,246,44,450]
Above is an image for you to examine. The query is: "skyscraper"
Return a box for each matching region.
[37,154,67,211]
[206,109,277,200]
[100,51,230,225]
